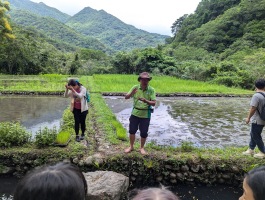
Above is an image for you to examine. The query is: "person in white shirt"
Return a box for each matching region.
[64,79,88,142]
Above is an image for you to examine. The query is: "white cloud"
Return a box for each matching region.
[30,0,201,35]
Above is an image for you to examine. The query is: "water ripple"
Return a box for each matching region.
[105,96,250,148]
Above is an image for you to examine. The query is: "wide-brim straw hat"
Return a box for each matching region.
[138,72,152,81]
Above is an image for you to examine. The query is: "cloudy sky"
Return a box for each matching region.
[30,0,201,36]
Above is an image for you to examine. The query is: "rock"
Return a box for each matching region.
[165,165,172,169]
[170,179,177,184]
[79,160,84,167]
[25,160,33,165]
[93,153,104,165]
[231,166,239,173]
[222,174,231,179]
[191,165,200,173]
[176,173,184,181]
[84,153,104,166]
[84,156,93,165]
[170,173,176,179]
[156,176,163,182]
[122,160,129,165]
[218,178,225,184]
[132,171,138,176]
[84,171,129,200]
[200,164,206,171]
[186,178,194,182]
[0,166,14,175]
[181,165,189,172]
[72,157,79,164]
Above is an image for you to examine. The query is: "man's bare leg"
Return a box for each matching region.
[125,134,135,153]
[140,137,148,155]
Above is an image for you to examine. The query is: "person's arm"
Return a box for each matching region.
[71,86,86,99]
[246,106,257,124]
[138,98,156,106]
[125,87,137,99]
[138,88,156,106]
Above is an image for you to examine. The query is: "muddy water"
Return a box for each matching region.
[105,96,250,148]
[0,96,69,136]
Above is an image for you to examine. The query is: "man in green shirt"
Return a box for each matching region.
[124,72,156,155]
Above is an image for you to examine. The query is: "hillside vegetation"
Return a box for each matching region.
[7,0,168,52]
[10,9,110,52]
[65,7,168,51]
[1,0,265,90]
[8,0,70,22]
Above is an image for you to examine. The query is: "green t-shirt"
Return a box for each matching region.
[129,84,156,118]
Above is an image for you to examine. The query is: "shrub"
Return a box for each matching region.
[212,73,242,87]
[35,126,57,148]
[0,122,31,148]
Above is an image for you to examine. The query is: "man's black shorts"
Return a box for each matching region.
[129,115,150,138]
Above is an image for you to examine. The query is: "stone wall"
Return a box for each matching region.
[0,152,244,187]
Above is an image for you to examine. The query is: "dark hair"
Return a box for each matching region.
[14,162,87,200]
[245,165,265,200]
[255,79,265,89]
[132,187,179,200]
[68,79,81,87]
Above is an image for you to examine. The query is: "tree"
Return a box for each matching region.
[173,0,241,44]
[112,51,135,74]
[69,54,81,75]
[171,14,188,36]
[0,0,14,42]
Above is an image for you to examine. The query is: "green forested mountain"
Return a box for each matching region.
[0,24,72,74]
[172,0,265,54]
[160,0,265,89]
[171,0,241,41]
[7,0,168,52]
[8,0,70,23]
[10,9,110,52]
[65,7,168,51]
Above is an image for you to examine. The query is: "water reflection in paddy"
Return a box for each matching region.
[105,96,250,148]
[0,96,69,136]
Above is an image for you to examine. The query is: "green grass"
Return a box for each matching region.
[0,74,69,92]
[92,74,253,94]
[89,93,127,143]
[0,74,253,95]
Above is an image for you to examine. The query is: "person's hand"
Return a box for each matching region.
[65,85,73,91]
[245,118,250,124]
[68,86,74,91]
[138,97,147,103]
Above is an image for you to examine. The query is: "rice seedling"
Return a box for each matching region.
[55,130,71,146]
[92,74,252,95]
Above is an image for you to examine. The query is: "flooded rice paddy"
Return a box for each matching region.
[0,96,69,136]
[0,95,251,147]
[105,96,250,148]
